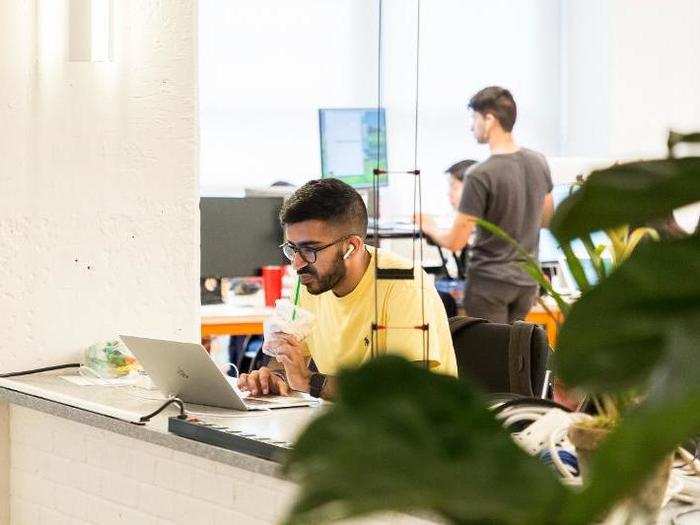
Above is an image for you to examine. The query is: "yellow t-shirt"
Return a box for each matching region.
[299,246,458,377]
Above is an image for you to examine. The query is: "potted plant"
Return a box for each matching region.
[448,180,662,499]
[281,132,700,525]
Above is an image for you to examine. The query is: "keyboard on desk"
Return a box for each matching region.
[244,395,307,406]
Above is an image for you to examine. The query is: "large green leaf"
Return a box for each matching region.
[553,234,700,392]
[550,157,700,243]
[668,131,700,156]
[282,356,567,525]
[560,320,700,523]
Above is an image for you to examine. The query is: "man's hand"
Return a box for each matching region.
[237,366,289,396]
[413,213,437,236]
[414,212,475,252]
[275,334,312,393]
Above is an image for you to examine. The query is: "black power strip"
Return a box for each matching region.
[168,417,292,462]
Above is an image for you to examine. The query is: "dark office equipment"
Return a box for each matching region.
[200,277,223,305]
[228,335,266,375]
[201,196,285,277]
[168,417,291,462]
[450,316,550,397]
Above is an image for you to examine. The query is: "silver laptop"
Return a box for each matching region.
[120,335,316,411]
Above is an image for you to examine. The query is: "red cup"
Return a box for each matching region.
[262,266,283,307]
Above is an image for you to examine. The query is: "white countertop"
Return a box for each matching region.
[0,370,324,476]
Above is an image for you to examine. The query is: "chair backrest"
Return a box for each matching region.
[449,316,550,397]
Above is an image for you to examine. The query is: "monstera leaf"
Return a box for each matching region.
[283,355,700,525]
[283,356,567,525]
[550,157,700,243]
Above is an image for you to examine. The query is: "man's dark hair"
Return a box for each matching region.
[280,178,368,236]
[446,159,478,182]
[468,86,517,132]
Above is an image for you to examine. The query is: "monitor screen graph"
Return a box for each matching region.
[319,108,388,189]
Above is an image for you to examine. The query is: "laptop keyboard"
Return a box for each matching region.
[246,394,312,405]
[230,381,315,406]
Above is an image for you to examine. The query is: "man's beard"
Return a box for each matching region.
[298,253,347,295]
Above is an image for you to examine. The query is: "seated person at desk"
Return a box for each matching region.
[446,159,478,211]
[417,86,554,323]
[442,158,478,278]
[238,178,458,400]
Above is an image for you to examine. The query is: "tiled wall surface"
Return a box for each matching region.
[9,406,294,524]
[7,406,434,525]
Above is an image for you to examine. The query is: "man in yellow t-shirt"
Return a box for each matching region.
[238,178,457,400]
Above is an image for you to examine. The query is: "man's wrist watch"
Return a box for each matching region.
[309,373,327,398]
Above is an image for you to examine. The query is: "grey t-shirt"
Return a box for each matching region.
[458,148,553,287]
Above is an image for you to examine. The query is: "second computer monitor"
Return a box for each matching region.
[200,196,286,278]
[319,108,388,189]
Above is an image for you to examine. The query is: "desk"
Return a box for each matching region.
[525,303,564,347]
[367,229,456,277]
[201,304,272,337]
[366,228,419,241]
[202,300,564,346]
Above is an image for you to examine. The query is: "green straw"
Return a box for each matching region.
[291,277,301,321]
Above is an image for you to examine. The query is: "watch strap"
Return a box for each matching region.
[309,372,327,398]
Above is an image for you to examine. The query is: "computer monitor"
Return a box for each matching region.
[319,108,388,189]
[539,184,612,292]
[200,196,286,278]
[539,184,576,264]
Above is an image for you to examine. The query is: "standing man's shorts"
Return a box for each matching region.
[464,277,539,324]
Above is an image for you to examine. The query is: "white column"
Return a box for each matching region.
[0,403,9,525]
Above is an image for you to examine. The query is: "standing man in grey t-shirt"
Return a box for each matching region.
[418,86,554,323]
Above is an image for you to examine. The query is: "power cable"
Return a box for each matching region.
[0,363,81,378]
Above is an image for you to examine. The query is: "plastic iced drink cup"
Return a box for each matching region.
[262,299,315,357]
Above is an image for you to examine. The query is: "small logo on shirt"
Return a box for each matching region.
[364,336,370,347]
[177,367,189,380]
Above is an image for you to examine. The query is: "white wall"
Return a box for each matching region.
[201,0,700,214]
[0,0,199,369]
[0,404,8,525]
[0,1,199,519]
[608,0,700,158]
[380,0,562,215]
[562,0,700,159]
[9,406,299,525]
[560,0,611,157]
[199,0,379,191]
[199,0,563,214]
[8,406,433,525]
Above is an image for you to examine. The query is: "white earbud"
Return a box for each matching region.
[343,245,355,260]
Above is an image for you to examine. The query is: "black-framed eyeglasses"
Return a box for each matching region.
[280,235,352,264]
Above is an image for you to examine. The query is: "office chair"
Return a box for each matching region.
[437,291,458,318]
[450,316,550,397]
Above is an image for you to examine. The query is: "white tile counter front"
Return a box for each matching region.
[0,372,436,525]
